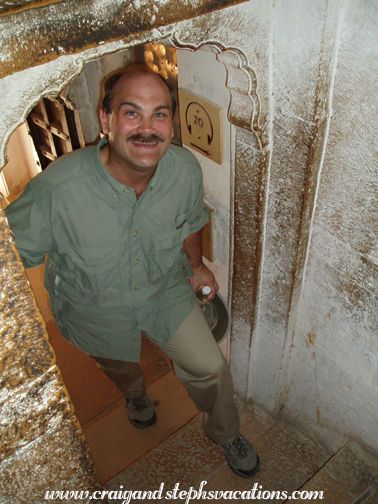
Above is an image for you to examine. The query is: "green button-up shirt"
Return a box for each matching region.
[6,138,209,361]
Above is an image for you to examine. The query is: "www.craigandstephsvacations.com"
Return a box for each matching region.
[44,481,324,502]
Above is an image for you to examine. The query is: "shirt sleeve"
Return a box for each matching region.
[5,181,54,269]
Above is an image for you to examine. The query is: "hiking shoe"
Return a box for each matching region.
[221,433,260,478]
[126,395,157,428]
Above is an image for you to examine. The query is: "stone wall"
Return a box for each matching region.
[280,0,378,455]
[0,206,102,503]
[172,0,378,457]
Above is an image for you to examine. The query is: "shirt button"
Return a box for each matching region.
[113,195,117,199]
[133,231,138,237]
[134,259,139,265]
[123,187,129,193]
[135,285,140,290]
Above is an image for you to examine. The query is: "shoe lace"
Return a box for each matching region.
[229,435,248,458]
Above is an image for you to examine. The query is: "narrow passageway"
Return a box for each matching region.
[27,267,378,503]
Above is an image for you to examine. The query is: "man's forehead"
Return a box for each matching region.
[111,72,172,114]
[116,71,168,95]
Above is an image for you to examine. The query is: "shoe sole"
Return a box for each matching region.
[127,411,157,429]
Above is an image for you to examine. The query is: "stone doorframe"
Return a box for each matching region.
[4,29,265,395]
[0,27,265,497]
[169,32,264,400]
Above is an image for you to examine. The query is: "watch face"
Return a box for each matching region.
[199,293,229,344]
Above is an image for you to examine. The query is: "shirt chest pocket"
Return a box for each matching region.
[149,213,190,281]
[66,245,123,297]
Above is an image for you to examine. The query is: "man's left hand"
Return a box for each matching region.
[191,263,219,301]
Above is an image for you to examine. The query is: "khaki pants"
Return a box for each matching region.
[91,304,239,445]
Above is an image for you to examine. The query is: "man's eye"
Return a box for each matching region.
[154,112,166,118]
[125,110,137,116]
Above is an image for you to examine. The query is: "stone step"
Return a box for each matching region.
[103,401,344,503]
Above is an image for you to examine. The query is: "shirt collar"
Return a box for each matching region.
[93,137,127,195]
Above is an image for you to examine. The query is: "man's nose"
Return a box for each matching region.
[137,115,155,133]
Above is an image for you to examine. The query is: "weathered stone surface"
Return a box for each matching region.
[283,229,378,453]
[0,419,102,504]
[248,0,324,412]
[232,130,261,309]
[230,129,262,397]
[0,207,101,500]
[282,0,378,455]
[0,209,55,388]
[326,445,378,497]
[0,366,73,462]
[0,0,63,17]
[0,0,247,79]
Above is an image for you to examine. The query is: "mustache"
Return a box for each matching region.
[127,134,164,143]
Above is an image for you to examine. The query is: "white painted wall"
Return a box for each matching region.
[176,48,231,355]
[281,0,378,454]
[65,49,134,145]
[2,123,40,202]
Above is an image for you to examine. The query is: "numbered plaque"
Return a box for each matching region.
[178,88,223,165]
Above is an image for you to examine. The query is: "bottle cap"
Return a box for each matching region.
[202,286,211,295]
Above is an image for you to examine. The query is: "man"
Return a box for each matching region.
[5,65,259,478]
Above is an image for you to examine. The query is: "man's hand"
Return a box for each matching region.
[191,262,219,301]
[183,228,219,301]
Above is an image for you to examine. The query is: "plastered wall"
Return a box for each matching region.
[0,124,40,203]
[176,48,232,356]
[1,0,378,497]
[159,0,378,456]
[280,0,378,454]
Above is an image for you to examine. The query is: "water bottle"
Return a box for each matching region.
[196,285,212,303]
[196,285,218,331]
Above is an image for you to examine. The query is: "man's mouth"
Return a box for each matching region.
[128,134,164,146]
[133,140,158,146]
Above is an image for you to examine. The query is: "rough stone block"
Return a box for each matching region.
[0,365,74,462]
[0,419,102,504]
[0,210,55,393]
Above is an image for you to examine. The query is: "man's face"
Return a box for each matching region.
[100,72,174,174]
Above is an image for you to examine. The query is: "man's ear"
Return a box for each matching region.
[99,108,110,135]
[171,125,174,139]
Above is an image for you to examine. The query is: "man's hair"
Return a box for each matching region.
[101,64,177,117]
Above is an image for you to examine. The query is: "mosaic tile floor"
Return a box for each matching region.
[28,266,378,503]
[102,391,378,504]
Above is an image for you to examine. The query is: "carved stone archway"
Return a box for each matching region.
[167,34,265,397]
[0,23,266,501]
